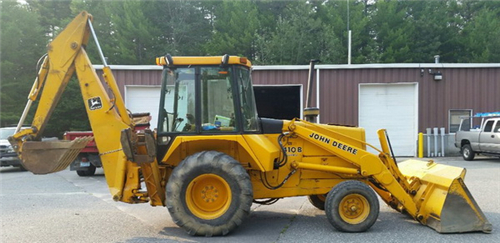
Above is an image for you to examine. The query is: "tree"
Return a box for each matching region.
[260,1,327,64]
[2,0,500,135]
[459,4,500,62]
[70,0,116,64]
[318,0,375,64]
[1,0,91,134]
[105,1,160,64]
[202,1,261,59]
[348,0,377,63]
[0,1,45,126]
[399,1,458,63]
[248,0,288,63]
[372,0,413,63]
[145,0,212,56]
[25,0,73,38]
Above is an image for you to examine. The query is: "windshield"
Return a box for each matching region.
[158,65,258,134]
[0,128,16,140]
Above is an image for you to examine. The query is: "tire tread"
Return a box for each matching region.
[166,151,253,236]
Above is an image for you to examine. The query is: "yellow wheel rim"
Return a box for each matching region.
[339,193,370,224]
[186,174,232,220]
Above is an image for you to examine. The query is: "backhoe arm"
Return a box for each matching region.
[11,11,130,142]
[8,11,145,203]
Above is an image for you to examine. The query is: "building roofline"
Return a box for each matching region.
[93,63,500,71]
[253,63,500,70]
[93,65,163,70]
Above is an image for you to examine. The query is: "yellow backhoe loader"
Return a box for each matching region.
[9,11,491,236]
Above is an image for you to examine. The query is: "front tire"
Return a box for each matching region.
[325,180,379,232]
[461,144,475,161]
[166,151,253,236]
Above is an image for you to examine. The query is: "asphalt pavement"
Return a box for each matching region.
[1,156,499,243]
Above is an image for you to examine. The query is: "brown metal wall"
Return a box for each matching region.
[97,69,163,95]
[319,68,420,126]
[103,66,500,133]
[253,67,500,132]
[252,69,311,104]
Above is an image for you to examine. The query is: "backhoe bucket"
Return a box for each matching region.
[398,159,492,233]
[20,137,93,174]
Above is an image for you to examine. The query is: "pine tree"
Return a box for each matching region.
[0,1,45,126]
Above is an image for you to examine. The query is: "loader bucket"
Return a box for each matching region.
[398,159,492,233]
[20,137,93,174]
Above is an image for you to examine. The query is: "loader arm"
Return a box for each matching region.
[287,119,491,233]
[288,119,419,217]
[7,11,157,203]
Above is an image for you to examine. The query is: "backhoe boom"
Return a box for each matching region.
[9,11,145,203]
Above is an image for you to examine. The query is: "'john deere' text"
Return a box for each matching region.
[309,132,358,155]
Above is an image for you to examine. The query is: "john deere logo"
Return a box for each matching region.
[88,97,103,110]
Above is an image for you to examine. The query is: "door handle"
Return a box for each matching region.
[492,135,495,138]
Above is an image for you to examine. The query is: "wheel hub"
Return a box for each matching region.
[186,174,231,220]
[464,149,470,156]
[339,194,370,224]
[201,185,219,202]
[342,198,363,218]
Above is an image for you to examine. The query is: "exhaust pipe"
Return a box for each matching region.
[304,59,320,123]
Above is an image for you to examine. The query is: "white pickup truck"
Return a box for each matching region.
[0,127,28,170]
[455,115,500,160]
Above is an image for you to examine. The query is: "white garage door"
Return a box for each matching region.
[125,86,161,129]
[359,83,418,156]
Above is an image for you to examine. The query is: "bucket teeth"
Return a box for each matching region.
[20,136,93,174]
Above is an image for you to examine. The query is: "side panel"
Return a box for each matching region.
[478,120,500,152]
[160,135,280,172]
[457,131,480,150]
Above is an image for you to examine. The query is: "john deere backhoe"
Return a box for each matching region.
[9,11,491,236]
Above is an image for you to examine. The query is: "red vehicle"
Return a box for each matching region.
[65,131,100,176]
[65,113,151,176]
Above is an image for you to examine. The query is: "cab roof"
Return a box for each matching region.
[156,55,252,68]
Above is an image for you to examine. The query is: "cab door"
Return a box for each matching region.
[479,120,500,153]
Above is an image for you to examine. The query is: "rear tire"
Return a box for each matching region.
[76,164,96,176]
[166,151,253,236]
[461,144,475,161]
[325,180,379,232]
[308,194,327,210]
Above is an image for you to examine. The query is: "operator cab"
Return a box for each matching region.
[156,55,259,139]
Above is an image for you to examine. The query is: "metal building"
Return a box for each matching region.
[96,63,500,156]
